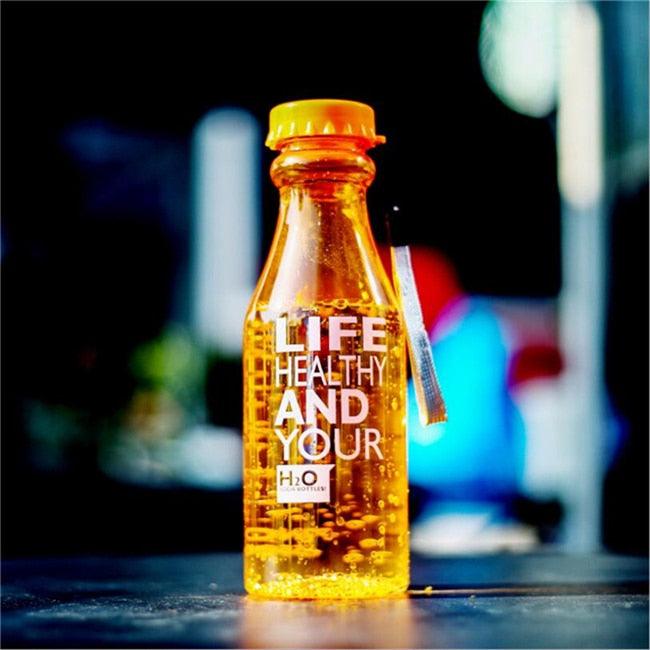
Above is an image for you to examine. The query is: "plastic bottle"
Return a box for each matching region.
[243,99,408,599]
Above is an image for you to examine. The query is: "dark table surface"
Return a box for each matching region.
[2,552,648,649]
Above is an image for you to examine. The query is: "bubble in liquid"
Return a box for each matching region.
[318,527,336,542]
[343,551,365,565]
[293,547,322,559]
[370,550,393,566]
[359,538,379,550]
[267,508,289,519]
[362,514,380,524]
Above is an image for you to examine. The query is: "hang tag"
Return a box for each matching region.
[391,245,447,425]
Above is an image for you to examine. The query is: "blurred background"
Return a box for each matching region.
[2,1,648,558]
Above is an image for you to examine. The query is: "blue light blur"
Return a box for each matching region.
[408,298,525,501]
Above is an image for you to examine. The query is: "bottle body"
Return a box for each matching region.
[243,138,408,599]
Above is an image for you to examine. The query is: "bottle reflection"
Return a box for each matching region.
[240,596,418,649]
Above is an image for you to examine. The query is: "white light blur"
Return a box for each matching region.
[558,2,604,209]
[479,1,559,118]
[480,0,607,550]
[411,508,537,556]
[557,1,606,551]
[174,425,242,489]
[192,109,260,355]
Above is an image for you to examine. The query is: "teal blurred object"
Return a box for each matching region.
[408,298,525,499]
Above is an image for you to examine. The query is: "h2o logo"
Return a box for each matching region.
[276,464,334,504]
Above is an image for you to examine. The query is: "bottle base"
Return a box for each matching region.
[246,573,408,600]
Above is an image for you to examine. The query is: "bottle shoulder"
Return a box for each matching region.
[247,194,397,319]
[246,297,401,324]
[246,246,399,321]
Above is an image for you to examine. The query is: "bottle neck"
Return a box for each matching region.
[271,137,375,238]
[273,138,375,260]
[253,137,394,312]
[271,137,376,191]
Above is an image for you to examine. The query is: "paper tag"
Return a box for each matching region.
[391,245,447,425]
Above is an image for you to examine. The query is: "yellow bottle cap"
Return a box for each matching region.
[266,99,386,150]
